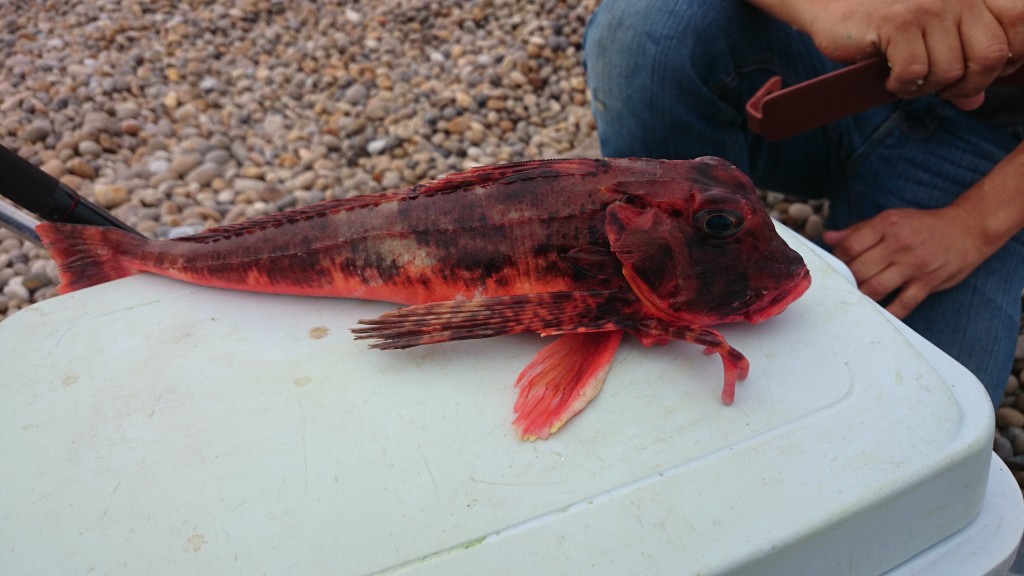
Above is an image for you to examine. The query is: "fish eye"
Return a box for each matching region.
[696,209,743,239]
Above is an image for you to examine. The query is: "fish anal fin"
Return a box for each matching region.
[513,331,625,440]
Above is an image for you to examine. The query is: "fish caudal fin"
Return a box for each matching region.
[513,330,624,441]
[36,222,147,294]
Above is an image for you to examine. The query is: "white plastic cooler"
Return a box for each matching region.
[0,224,1020,575]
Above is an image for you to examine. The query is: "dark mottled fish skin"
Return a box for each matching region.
[36,156,811,439]
[112,158,659,304]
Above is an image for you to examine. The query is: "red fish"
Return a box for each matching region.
[36,157,810,440]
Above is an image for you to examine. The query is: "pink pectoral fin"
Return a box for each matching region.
[512,330,625,441]
[352,291,624,349]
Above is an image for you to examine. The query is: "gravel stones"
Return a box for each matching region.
[998,406,1024,428]
[93,182,130,208]
[169,153,203,177]
[76,139,103,157]
[184,162,222,186]
[766,195,829,242]
[0,0,600,318]
[22,120,52,143]
[998,320,1024,486]
[114,101,141,120]
[65,157,96,179]
[343,83,369,106]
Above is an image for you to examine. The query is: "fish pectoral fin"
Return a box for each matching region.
[352,291,624,350]
[643,323,749,405]
[605,202,699,307]
[561,247,622,280]
[513,331,625,441]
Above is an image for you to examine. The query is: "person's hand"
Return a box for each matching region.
[750,0,1024,104]
[821,206,995,319]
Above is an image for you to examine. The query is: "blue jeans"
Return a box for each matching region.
[584,0,1024,406]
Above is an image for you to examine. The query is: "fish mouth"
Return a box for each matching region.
[746,265,812,324]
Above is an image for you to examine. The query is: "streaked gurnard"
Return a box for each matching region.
[36,157,811,440]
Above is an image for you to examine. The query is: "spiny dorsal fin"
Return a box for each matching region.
[174,192,407,244]
[177,159,616,244]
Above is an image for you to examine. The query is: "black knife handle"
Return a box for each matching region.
[0,144,140,235]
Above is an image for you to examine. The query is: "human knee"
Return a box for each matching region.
[584,0,740,80]
[584,0,741,126]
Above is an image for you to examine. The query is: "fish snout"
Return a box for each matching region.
[747,263,811,324]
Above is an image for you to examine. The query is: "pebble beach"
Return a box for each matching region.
[2,0,1023,492]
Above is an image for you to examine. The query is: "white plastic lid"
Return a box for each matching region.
[0,224,999,575]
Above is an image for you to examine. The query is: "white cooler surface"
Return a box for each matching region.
[0,224,1008,575]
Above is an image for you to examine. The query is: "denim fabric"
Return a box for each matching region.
[584,0,1024,405]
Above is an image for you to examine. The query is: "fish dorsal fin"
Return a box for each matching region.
[174,192,406,244]
[605,202,698,319]
[352,291,627,349]
[176,159,614,244]
[413,158,616,194]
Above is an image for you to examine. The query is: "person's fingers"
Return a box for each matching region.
[938,6,1008,98]
[856,262,907,302]
[884,281,930,319]
[843,244,892,286]
[884,31,932,96]
[999,59,1023,77]
[823,218,885,264]
[986,0,1024,63]
[918,20,969,93]
[820,229,846,249]
[949,93,987,110]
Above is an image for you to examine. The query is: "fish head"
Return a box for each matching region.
[607,157,811,326]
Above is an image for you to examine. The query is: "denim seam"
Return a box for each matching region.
[707,56,785,114]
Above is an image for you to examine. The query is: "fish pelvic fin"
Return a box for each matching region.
[513,331,624,441]
[352,291,628,349]
[36,223,147,294]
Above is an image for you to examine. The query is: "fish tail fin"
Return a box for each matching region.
[513,330,624,441]
[36,222,147,294]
